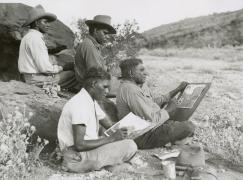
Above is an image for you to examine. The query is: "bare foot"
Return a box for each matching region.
[105,162,134,173]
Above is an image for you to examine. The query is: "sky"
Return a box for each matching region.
[2,0,243,32]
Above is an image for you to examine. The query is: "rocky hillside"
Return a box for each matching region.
[143,8,243,49]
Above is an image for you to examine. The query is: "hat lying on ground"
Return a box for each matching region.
[85,15,116,34]
[24,5,57,26]
[177,144,205,167]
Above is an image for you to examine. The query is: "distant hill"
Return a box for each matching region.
[142,9,243,48]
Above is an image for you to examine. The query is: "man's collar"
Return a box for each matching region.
[122,79,140,86]
[81,88,96,101]
[122,80,146,90]
[81,88,92,98]
[29,29,43,37]
[87,35,101,50]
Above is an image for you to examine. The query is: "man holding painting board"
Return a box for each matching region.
[116,58,196,149]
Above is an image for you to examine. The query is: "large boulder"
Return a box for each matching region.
[0,81,66,141]
[0,3,75,81]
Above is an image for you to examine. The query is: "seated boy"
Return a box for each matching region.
[58,67,137,172]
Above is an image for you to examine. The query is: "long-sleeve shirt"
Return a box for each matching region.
[116,80,170,125]
[18,29,60,74]
[74,35,107,85]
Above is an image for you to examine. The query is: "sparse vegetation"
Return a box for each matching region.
[139,46,243,62]
[1,10,243,178]
[142,9,243,49]
[0,105,49,180]
[142,48,243,166]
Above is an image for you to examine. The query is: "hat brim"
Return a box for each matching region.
[24,13,57,26]
[85,20,116,34]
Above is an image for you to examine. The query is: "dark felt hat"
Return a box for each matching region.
[24,5,57,26]
[85,15,116,34]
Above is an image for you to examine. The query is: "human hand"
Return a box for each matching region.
[165,101,177,118]
[111,127,128,141]
[177,81,188,92]
[58,65,63,72]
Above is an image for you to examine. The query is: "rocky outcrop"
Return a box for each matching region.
[0,81,66,141]
[0,3,75,81]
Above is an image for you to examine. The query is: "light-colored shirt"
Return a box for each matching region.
[74,35,107,85]
[116,80,170,124]
[18,29,60,74]
[58,88,106,151]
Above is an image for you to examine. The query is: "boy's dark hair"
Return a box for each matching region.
[84,67,110,88]
[119,58,143,79]
[29,21,37,29]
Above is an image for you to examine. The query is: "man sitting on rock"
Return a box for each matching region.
[58,67,137,173]
[116,58,195,149]
[18,5,76,89]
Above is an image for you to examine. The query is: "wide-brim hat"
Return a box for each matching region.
[85,15,116,34]
[24,5,57,26]
[177,144,205,167]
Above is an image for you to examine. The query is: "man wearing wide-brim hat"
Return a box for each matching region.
[18,5,76,90]
[74,15,119,121]
[74,15,116,88]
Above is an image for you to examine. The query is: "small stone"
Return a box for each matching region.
[239,126,243,133]
[204,115,209,121]
[218,168,226,173]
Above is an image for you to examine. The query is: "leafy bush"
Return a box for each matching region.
[72,18,89,44]
[0,105,49,179]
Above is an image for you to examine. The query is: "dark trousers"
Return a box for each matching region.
[135,120,195,149]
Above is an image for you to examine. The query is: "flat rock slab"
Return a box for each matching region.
[0,80,66,141]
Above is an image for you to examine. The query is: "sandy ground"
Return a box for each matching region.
[32,54,243,180]
[45,149,243,180]
[142,54,243,163]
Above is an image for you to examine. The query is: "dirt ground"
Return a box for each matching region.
[142,54,243,161]
[32,54,243,180]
